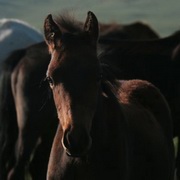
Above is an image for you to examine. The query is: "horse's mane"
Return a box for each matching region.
[54,13,83,33]
[100,62,121,104]
[101,79,120,104]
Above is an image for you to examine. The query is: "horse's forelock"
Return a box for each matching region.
[54,13,83,34]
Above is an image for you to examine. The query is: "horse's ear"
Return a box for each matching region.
[44,14,61,52]
[84,11,99,45]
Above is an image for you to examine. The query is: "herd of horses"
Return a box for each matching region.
[0,11,180,180]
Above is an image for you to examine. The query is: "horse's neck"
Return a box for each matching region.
[91,81,127,147]
[90,82,129,179]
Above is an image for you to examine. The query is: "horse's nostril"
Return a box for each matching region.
[62,128,92,157]
[63,131,77,151]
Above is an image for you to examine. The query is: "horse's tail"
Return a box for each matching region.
[0,49,26,179]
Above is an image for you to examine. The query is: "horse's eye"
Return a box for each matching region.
[46,76,54,87]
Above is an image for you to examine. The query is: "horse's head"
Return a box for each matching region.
[44,11,101,157]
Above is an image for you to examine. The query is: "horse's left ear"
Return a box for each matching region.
[84,11,99,45]
[44,14,61,53]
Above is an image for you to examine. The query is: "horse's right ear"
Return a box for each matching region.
[44,14,61,53]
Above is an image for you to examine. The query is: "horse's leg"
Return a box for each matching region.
[29,137,48,180]
[0,75,18,180]
[168,99,180,180]
[0,131,17,180]
[7,80,44,180]
[29,120,57,180]
[7,98,57,180]
[7,115,42,180]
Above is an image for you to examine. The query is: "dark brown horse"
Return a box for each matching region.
[99,29,180,179]
[99,20,159,40]
[44,11,174,180]
[0,42,58,180]
[0,13,160,180]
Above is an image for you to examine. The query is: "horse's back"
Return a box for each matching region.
[0,18,43,62]
[99,21,159,41]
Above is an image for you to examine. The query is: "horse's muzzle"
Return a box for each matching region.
[62,127,92,157]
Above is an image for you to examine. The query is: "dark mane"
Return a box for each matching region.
[54,13,83,33]
[101,79,120,105]
[99,62,122,105]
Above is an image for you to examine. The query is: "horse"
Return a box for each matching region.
[0,42,58,180]
[0,18,43,62]
[99,20,159,40]
[44,11,174,180]
[99,30,180,178]
[0,13,160,180]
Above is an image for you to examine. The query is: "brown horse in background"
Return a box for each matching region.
[44,11,174,180]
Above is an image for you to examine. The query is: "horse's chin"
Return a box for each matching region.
[65,149,87,158]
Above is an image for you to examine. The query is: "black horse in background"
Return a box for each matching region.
[0,15,159,180]
[99,30,180,179]
[0,42,58,180]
